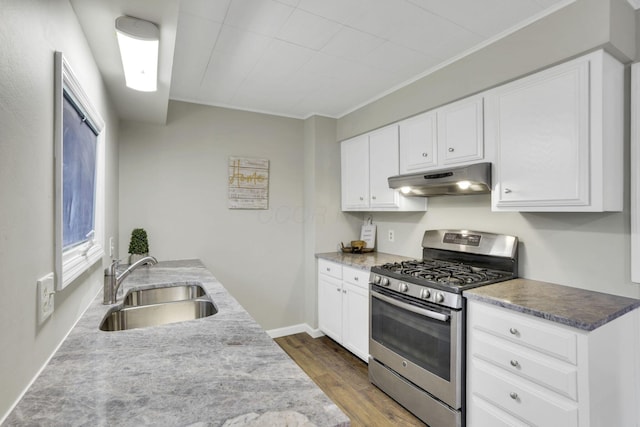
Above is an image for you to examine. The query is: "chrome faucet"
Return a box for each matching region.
[103,256,158,304]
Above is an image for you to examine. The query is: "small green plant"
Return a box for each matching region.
[128,228,149,255]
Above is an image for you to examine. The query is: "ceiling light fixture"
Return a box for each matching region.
[115,16,159,92]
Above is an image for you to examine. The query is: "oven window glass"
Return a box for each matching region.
[371,295,451,381]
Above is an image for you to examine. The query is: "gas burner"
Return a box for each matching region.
[378,259,510,288]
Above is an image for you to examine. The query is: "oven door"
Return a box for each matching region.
[369,285,463,409]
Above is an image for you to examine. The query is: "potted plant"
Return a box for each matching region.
[128,228,149,264]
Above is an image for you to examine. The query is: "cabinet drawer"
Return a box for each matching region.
[471,331,578,400]
[471,359,578,427]
[470,301,577,364]
[468,394,529,427]
[343,266,369,289]
[318,259,342,279]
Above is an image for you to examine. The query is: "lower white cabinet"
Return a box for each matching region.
[317,259,369,362]
[466,300,639,426]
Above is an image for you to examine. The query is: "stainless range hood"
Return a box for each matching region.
[388,162,491,196]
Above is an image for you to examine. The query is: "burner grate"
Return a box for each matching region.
[378,259,510,287]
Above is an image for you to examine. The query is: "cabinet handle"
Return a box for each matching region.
[336,288,341,293]
[343,289,347,294]
[504,188,512,194]
[510,360,520,368]
[326,267,330,272]
[422,152,428,157]
[354,277,359,281]
[448,147,454,152]
[359,196,364,201]
[509,392,518,400]
[372,196,377,200]
[509,327,519,335]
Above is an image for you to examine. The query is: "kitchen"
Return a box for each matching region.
[2,0,640,425]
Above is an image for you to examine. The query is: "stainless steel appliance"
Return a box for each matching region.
[368,229,518,427]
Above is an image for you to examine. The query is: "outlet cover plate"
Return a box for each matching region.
[37,273,55,324]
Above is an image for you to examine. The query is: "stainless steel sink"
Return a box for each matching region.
[122,283,206,307]
[100,299,217,332]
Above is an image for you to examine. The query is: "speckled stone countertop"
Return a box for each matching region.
[4,260,349,427]
[315,252,413,270]
[464,278,640,331]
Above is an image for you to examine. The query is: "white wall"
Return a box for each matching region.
[119,101,308,330]
[0,0,119,420]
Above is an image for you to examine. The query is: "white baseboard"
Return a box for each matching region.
[266,323,324,339]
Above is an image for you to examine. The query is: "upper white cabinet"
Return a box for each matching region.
[399,95,484,174]
[341,134,370,210]
[487,50,623,212]
[341,124,427,212]
[438,95,484,165]
[399,111,438,173]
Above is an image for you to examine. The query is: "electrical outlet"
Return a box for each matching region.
[37,273,55,324]
[388,230,395,242]
[109,236,115,258]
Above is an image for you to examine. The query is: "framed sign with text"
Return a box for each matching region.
[228,157,269,209]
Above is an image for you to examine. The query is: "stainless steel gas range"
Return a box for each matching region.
[368,229,518,427]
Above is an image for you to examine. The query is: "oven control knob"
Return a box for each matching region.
[381,277,390,286]
[435,292,445,303]
[398,283,409,293]
[373,275,381,284]
[420,289,431,299]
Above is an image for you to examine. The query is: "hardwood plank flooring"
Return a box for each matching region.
[275,333,426,427]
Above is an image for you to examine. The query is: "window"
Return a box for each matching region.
[55,52,105,289]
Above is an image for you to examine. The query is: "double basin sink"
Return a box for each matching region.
[100,282,217,332]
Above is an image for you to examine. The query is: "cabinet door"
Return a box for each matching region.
[438,95,484,165]
[489,58,590,209]
[318,274,343,343]
[399,112,437,173]
[368,125,400,208]
[341,135,370,210]
[342,282,369,362]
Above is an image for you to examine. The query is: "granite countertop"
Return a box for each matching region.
[464,278,640,331]
[315,251,413,270]
[5,260,349,427]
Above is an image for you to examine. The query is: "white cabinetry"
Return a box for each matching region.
[317,259,370,362]
[631,63,640,283]
[487,50,623,212]
[341,125,426,212]
[466,300,639,427]
[399,95,484,174]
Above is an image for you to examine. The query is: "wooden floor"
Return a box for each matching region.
[275,333,426,427]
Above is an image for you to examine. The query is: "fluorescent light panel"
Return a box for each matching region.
[115,16,159,92]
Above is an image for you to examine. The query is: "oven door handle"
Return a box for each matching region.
[371,290,450,322]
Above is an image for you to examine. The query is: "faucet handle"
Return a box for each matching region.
[105,259,120,276]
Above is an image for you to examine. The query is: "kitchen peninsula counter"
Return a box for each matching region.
[464,278,640,331]
[4,260,349,426]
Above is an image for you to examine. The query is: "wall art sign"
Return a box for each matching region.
[228,157,269,209]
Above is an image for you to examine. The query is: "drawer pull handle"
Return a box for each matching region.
[422,152,428,157]
[448,147,454,152]
[509,392,518,400]
[510,360,519,368]
[326,268,330,272]
[509,327,519,335]
[354,277,359,281]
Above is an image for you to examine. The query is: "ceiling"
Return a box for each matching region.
[73,0,574,124]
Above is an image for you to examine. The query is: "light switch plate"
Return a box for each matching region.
[37,273,55,324]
